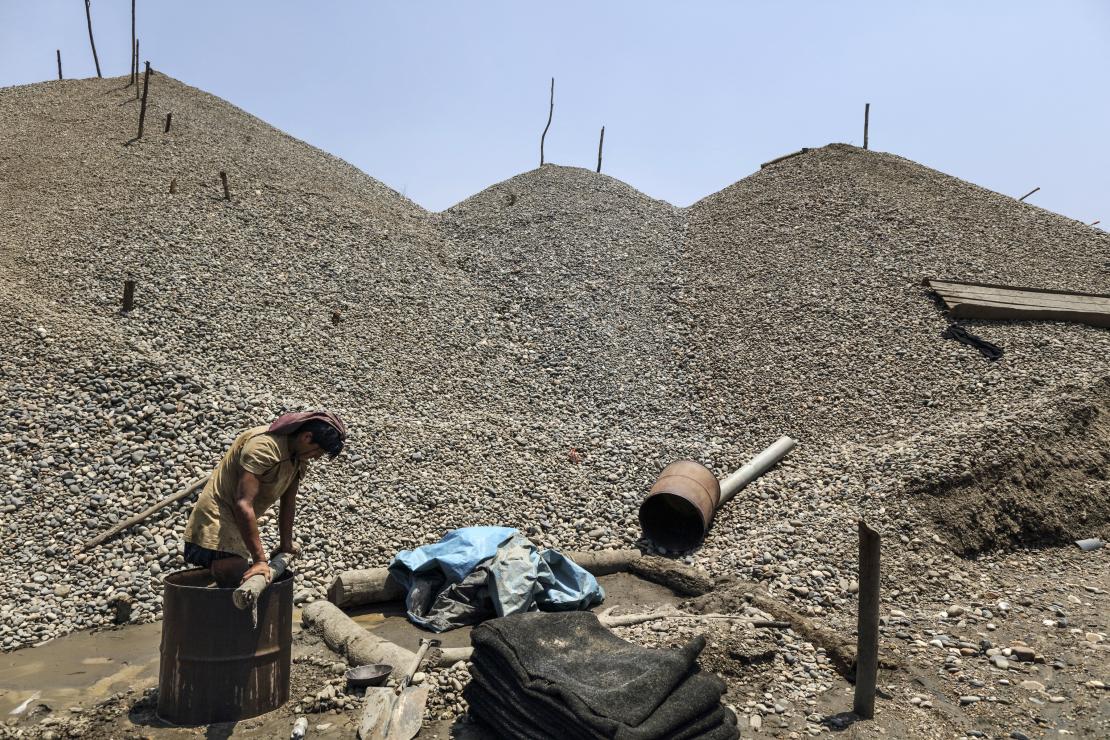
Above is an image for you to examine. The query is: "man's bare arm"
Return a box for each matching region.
[232,471,267,564]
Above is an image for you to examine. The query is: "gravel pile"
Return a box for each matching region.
[1,74,1108,664]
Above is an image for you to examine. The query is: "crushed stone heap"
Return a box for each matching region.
[1,74,1107,652]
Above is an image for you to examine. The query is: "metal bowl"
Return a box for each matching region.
[345,664,392,688]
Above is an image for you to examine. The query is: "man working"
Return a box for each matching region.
[183,411,347,586]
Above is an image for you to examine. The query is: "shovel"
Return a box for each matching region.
[358,638,437,740]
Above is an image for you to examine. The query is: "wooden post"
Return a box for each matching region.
[1090,220,1100,226]
[122,280,136,312]
[134,40,140,99]
[853,519,881,719]
[540,77,554,166]
[863,103,870,150]
[596,126,605,173]
[136,61,151,139]
[220,171,231,200]
[164,112,172,132]
[169,178,177,194]
[83,0,102,78]
[129,0,136,85]
[56,50,62,80]
[1018,187,1040,202]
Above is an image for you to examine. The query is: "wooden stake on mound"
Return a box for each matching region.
[597,126,605,173]
[122,280,136,312]
[164,112,172,132]
[540,77,554,166]
[1018,187,1040,202]
[130,0,136,85]
[853,520,881,719]
[220,171,231,200]
[56,50,62,80]
[134,40,140,99]
[83,0,102,78]
[136,61,151,139]
[169,178,177,194]
[863,103,870,150]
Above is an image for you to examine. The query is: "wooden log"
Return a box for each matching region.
[540,77,554,166]
[301,600,416,679]
[56,50,62,80]
[596,126,605,173]
[853,520,881,719]
[759,148,811,169]
[83,0,102,78]
[428,646,473,669]
[220,171,231,200]
[233,552,294,611]
[327,567,405,608]
[76,474,209,552]
[563,548,642,576]
[136,62,151,139]
[627,554,714,596]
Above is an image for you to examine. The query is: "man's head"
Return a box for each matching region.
[292,419,345,460]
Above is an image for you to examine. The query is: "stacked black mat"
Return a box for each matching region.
[464,611,738,740]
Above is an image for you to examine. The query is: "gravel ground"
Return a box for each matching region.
[1,74,1108,737]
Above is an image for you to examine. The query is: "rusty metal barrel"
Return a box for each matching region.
[157,568,293,725]
[638,460,721,551]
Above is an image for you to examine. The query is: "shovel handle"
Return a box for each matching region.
[398,639,438,690]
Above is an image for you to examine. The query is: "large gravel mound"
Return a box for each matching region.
[1,77,1107,653]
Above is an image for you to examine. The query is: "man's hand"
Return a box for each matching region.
[241,560,272,585]
[271,541,301,559]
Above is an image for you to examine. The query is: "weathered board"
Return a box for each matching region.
[926,279,1110,328]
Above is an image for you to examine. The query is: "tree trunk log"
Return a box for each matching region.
[627,555,714,596]
[301,600,416,679]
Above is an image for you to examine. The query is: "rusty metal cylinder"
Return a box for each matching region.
[158,568,293,725]
[638,460,721,551]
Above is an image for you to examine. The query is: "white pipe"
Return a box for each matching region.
[718,436,796,506]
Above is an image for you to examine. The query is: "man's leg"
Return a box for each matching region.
[210,555,249,588]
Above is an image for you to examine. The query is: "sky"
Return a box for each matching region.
[1,1,1107,228]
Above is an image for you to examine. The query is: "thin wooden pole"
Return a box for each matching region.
[164,112,172,132]
[540,77,554,166]
[169,178,177,194]
[1090,220,1101,226]
[134,40,140,99]
[1018,187,1040,202]
[76,474,210,552]
[130,0,136,85]
[83,0,102,78]
[56,50,63,80]
[863,103,870,150]
[220,171,231,200]
[136,61,151,138]
[122,280,136,312]
[596,126,605,173]
[853,519,881,719]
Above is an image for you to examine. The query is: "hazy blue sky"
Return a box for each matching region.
[2,1,1107,229]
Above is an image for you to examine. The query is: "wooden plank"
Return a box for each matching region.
[946,300,1110,328]
[931,282,1110,310]
[926,278,1110,329]
[927,279,1110,301]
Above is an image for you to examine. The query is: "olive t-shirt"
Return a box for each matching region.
[183,426,307,559]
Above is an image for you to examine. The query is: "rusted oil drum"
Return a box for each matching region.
[157,568,293,725]
[638,460,721,551]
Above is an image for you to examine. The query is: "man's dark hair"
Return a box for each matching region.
[301,420,344,458]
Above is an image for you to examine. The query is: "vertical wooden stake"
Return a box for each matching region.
[220,171,231,200]
[853,519,881,719]
[540,77,554,166]
[136,61,151,139]
[134,40,140,99]
[56,50,63,80]
[164,112,172,132]
[130,0,136,85]
[83,0,102,78]
[596,126,605,174]
[863,103,870,150]
[169,178,177,194]
[122,280,136,313]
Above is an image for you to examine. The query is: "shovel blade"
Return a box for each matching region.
[357,687,397,740]
[385,685,431,740]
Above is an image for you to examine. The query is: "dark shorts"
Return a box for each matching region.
[183,542,241,569]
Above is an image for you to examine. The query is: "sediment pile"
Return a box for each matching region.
[1,74,1107,656]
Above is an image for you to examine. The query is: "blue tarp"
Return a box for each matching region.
[388,526,605,632]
